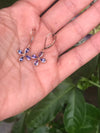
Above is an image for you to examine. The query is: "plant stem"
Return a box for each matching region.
[87,80,100,88]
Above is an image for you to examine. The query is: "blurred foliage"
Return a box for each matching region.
[0,0,17,9]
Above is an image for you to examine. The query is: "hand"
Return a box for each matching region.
[0,0,100,120]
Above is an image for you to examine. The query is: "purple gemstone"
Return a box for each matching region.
[18,50,23,55]
[34,60,39,66]
[19,56,24,62]
[26,55,31,61]
[40,58,46,63]
[84,34,92,40]
[25,48,30,54]
[38,52,44,58]
[32,54,37,59]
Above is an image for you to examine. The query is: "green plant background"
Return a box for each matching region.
[0,0,17,9]
[0,0,100,133]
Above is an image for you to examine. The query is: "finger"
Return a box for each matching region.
[41,0,93,32]
[56,0,100,55]
[21,0,56,15]
[58,32,100,82]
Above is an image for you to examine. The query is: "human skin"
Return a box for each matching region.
[0,0,100,120]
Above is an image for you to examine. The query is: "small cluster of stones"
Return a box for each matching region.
[17,48,46,66]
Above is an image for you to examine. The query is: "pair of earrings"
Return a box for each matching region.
[17,29,56,66]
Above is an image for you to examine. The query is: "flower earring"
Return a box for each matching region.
[17,30,56,66]
[31,33,56,66]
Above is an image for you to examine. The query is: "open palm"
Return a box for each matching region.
[0,0,100,120]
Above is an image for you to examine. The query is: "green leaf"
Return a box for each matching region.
[79,103,100,133]
[53,78,75,106]
[64,89,85,133]
[30,126,63,133]
[64,91,100,133]
[85,104,100,124]
[25,78,74,128]
[33,126,49,133]
[11,114,25,133]
[49,128,63,133]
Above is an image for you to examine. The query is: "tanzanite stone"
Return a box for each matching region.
[25,48,30,54]
[38,52,44,58]
[40,58,46,63]
[84,34,92,40]
[34,60,39,66]
[26,55,31,61]
[32,54,37,59]
[19,56,24,62]
[18,50,23,55]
